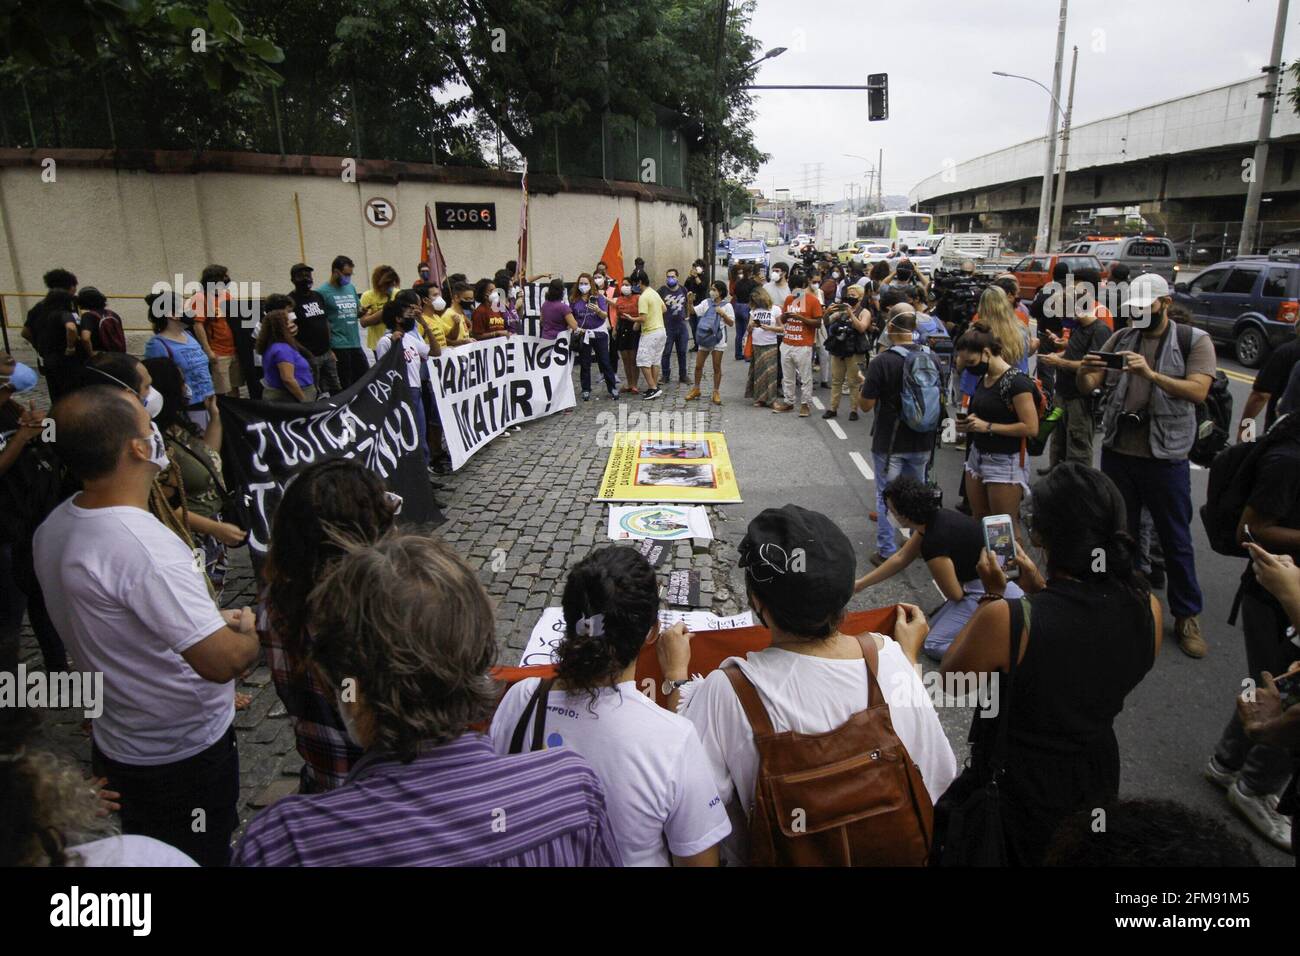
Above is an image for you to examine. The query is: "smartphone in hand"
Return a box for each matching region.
[1273,669,1300,710]
[982,513,1019,580]
[1087,350,1125,370]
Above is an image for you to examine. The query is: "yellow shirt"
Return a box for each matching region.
[422,310,455,350]
[638,286,666,334]
[360,288,395,350]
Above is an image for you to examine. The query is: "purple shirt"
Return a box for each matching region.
[540,299,572,340]
[232,733,623,866]
[263,342,314,390]
[571,295,609,332]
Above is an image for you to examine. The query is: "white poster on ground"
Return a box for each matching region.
[606,505,714,542]
[428,333,575,469]
[518,607,755,666]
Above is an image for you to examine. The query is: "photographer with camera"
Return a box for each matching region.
[1078,273,1216,659]
[822,299,872,420]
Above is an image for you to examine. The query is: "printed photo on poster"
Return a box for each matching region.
[638,439,711,460]
[635,463,716,489]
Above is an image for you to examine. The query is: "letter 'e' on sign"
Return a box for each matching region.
[365,197,396,228]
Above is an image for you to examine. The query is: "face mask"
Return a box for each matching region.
[0,361,38,394]
[432,297,447,311]
[419,270,430,280]
[578,283,591,294]
[339,275,352,286]
[509,286,520,298]
[460,299,474,310]
[143,386,164,420]
[595,276,607,287]
[832,272,841,279]
[292,276,312,290]
[773,273,784,282]
[620,285,632,296]
[143,422,169,471]
[970,360,990,377]
[694,267,703,275]
[666,277,678,287]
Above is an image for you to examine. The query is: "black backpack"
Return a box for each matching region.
[826,311,867,357]
[1200,412,1300,557]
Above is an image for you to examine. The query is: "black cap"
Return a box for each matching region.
[739,505,855,629]
[291,263,313,276]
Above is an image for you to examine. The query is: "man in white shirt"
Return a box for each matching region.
[35,386,259,866]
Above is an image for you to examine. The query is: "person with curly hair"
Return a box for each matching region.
[490,546,730,866]
[234,532,622,867]
[260,459,396,793]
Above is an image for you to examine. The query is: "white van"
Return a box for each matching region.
[1062,236,1178,282]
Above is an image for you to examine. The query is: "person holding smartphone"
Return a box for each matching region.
[1238,542,1300,859]
[1036,268,1111,471]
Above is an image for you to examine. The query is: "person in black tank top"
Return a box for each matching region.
[897,462,1162,866]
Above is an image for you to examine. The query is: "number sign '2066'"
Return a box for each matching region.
[435,202,497,230]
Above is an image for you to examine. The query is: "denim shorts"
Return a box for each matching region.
[964,443,1031,496]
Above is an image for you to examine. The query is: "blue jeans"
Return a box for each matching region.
[924,579,1025,660]
[578,330,618,393]
[662,320,689,381]
[1100,448,1202,618]
[733,303,751,359]
[871,450,930,557]
[409,386,429,467]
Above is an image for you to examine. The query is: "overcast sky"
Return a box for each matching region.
[746,0,1300,203]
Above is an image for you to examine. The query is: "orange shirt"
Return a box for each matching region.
[780,292,822,348]
[187,290,235,356]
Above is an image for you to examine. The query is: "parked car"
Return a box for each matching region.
[852,240,893,266]
[834,240,862,263]
[729,238,770,272]
[1172,254,1300,368]
[1010,253,1104,300]
[1062,236,1178,283]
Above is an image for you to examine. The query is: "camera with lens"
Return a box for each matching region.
[930,268,993,339]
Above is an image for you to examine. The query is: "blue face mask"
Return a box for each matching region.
[1,362,38,394]
[339,275,352,286]
[667,277,678,287]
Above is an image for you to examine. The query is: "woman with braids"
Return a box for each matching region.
[907,462,1161,866]
[261,459,397,793]
[490,546,730,866]
[0,704,195,866]
[143,357,246,597]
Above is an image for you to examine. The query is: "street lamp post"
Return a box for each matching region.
[1049,45,1079,251]
[994,66,1068,251]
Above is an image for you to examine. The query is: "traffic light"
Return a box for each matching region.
[868,73,888,121]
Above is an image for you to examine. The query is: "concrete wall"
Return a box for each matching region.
[911,73,1298,207]
[0,155,701,327]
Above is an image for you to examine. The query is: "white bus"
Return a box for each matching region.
[854,211,934,250]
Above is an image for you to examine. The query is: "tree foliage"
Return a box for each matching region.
[1,0,768,202]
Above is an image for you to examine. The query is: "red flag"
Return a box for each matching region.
[517,161,529,282]
[421,204,448,288]
[599,219,624,287]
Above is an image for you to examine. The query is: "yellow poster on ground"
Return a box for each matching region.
[597,432,741,503]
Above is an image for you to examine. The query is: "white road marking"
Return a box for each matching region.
[811,396,825,410]
[850,451,874,481]
[827,419,847,440]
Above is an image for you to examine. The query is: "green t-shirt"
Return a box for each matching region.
[638,285,666,335]
[316,280,362,350]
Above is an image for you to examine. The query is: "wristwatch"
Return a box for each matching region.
[661,677,690,697]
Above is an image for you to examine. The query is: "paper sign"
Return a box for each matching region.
[518,607,754,666]
[608,505,713,541]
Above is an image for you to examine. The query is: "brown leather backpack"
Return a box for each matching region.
[723,633,934,866]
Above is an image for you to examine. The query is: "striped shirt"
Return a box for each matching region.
[232,733,622,867]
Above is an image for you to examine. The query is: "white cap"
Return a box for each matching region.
[1126,272,1171,309]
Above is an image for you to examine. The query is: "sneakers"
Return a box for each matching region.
[849,410,859,421]
[685,387,702,401]
[1227,780,1295,852]
[1204,755,1237,790]
[581,391,591,401]
[870,551,889,567]
[1175,615,1207,658]
[608,388,620,400]
[712,391,722,405]
[644,387,663,400]
[822,409,838,419]
[799,403,811,417]
[771,401,793,413]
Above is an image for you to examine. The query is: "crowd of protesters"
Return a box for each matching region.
[0,245,1296,870]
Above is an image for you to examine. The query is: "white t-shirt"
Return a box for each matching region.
[749,307,782,347]
[679,638,957,866]
[70,834,198,867]
[33,498,232,765]
[375,329,431,388]
[763,282,790,312]
[490,679,731,866]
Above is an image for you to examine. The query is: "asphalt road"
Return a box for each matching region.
[704,260,1291,865]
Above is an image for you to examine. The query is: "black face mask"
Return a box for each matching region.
[970,361,990,377]
[292,277,311,290]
